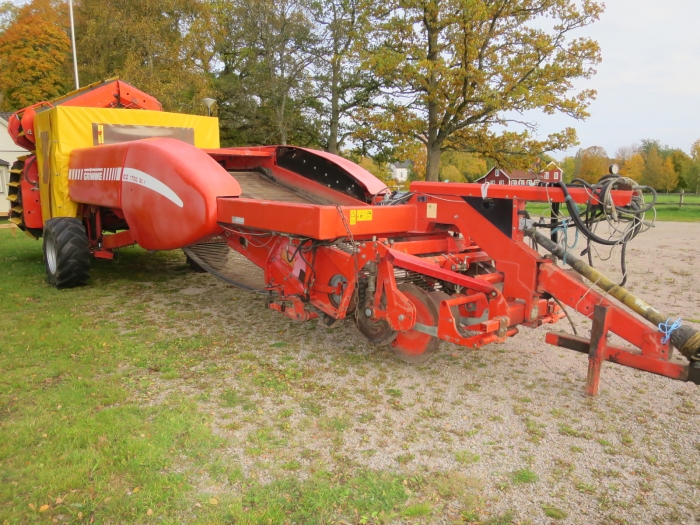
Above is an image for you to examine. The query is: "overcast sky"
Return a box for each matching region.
[536,0,700,159]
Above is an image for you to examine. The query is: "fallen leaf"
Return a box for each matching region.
[28,503,36,510]
[209,497,218,505]
[55,497,63,504]
[78,512,83,518]
[146,508,153,516]
[194,503,202,508]
[39,504,50,512]
[133,487,140,493]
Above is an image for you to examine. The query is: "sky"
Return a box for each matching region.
[534,0,700,159]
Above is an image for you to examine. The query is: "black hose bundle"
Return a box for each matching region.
[541,174,656,286]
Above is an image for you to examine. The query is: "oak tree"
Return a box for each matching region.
[0,0,72,110]
[366,0,603,181]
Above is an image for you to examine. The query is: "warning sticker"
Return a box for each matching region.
[349,209,373,225]
[426,202,437,219]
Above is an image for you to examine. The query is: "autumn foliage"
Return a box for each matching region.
[0,0,71,110]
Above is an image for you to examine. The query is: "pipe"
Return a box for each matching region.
[527,228,700,362]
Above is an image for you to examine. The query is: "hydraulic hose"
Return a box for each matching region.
[528,228,700,362]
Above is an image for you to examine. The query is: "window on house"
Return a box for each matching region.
[499,180,504,185]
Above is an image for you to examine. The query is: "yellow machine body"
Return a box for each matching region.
[33,107,220,221]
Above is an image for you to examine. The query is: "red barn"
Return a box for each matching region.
[475,162,562,186]
[475,167,540,186]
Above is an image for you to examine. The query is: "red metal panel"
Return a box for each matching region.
[120,139,241,250]
[69,142,129,208]
[295,147,388,196]
[217,198,417,239]
[208,146,387,200]
[382,247,495,295]
[410,181,634,206]
[21,159,42,228]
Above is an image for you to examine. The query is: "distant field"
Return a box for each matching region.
[526,198,700,223]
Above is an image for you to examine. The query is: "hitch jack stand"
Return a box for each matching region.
[586,305,611,397]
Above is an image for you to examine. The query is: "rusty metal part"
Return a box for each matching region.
[528,228,700,362]
[355,295,397,346]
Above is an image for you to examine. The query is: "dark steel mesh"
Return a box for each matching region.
[183,237,267,294]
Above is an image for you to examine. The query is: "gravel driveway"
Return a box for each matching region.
[131,221,700,524]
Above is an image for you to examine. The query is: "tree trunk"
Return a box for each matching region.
[425,141,442,182]
[424,0,440,182]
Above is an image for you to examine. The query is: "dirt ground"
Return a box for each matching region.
[128,221,700,524]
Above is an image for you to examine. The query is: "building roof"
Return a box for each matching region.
[390,161,412,170]
[0,158,10,166]
[0,111,13,122]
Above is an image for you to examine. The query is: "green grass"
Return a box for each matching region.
[0,230,426,524]
[526,199,700,222]
[542,505,568,519]
[511,468,539,484]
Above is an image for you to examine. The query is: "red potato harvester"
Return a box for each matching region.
[6,80,700,395]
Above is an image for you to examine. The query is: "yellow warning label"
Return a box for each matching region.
[357,210,372,221]
[349,209,372,225]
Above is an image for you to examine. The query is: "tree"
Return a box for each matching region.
[214,0,320,146]
[0,1,18,34]
[620,153,644,182]
[311,0,379,153]
[658,157,679,193]
[560,156,576,183]
[691,138,700,163]
[440,150,486,182]
[75,0,213,112]
[577,146,608,184]
[641,146,663,190]
[0,0,72,110]
[365,0,603,181]
[669,149,691,188]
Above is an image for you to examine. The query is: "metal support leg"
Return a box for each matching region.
[586,305,611,396]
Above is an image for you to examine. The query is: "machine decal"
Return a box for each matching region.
[69,168,121,181]
[122,167,183,208]
[349,209,372,225]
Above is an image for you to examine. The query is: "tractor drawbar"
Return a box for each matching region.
[528,228,700,363]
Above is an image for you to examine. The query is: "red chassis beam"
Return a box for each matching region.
[411,181,634,206]
[402,184,694,386]
[215,182,692,388]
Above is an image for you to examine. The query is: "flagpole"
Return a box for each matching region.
[68,0,79,89]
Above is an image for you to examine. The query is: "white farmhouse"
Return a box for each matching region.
[389,161,411,183]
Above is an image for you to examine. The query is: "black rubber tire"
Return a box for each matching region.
[42,217,91,289]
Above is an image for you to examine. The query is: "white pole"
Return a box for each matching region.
[68,0,79,89]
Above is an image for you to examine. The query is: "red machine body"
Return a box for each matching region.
[6,82,699,395]
[69,139,241,250]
